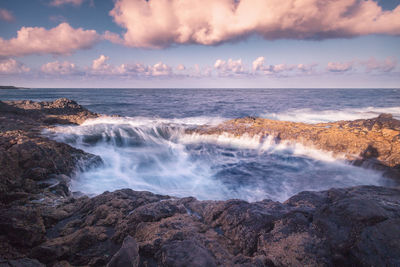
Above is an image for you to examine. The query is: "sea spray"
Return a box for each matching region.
[262,106,400,123]
[46,116,393,202]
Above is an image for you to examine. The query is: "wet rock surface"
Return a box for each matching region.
[3,186,400,266]
[1,99,400,266]
[189,115,400,178]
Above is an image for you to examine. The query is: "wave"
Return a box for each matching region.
[46,116,393,202]
[262,106,400,123]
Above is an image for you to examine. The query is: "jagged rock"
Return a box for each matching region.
[189,115,400,178]
[14,186,397,266]
[107,236,139,267]
[1,99,400,266]
[0,258,45,267]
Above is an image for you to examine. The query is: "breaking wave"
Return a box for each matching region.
[262,106,400,123]
[47,116,393,202]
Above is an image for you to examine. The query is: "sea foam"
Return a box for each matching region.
[262,106,400,123]
[46,115,393,202]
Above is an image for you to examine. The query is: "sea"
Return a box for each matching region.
[1,88,400,202]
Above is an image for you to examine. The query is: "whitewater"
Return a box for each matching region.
[2,88,399,202]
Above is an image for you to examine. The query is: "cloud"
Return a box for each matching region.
[41,61,77,75]
[176,64,185,71]
[49,15,67,23]
[49,0,85,7]
[89,55,173,77]
[0,58,30,74]
[327,61,354,72]
[109,0,400,48]
[297,63,318,74]
[0,23,99,57]
[214,59,246,76]
[117,62,173,77]
[92,54,111,71]
[361,57,397,72]
[252,57,296,74]
[0,8,15,22]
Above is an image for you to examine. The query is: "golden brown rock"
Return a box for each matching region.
[189,114,400,177]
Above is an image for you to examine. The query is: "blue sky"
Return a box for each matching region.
[0,0,399,88]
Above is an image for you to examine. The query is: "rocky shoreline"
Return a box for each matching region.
[189,115,400,179]
[1,98,400,266]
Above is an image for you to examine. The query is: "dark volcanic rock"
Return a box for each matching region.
[2,99,400,266]
[16,186,398,266]
[107,235,139,267]
[0,98,101,199]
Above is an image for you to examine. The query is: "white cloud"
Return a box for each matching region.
[0,23,99,57]
[0,58,30,74]
[41,61,77,75]
[108,0,400,48]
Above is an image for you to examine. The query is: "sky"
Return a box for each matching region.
[0,0,399,88]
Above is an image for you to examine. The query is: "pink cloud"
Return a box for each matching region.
[89,55,173,77]
[0,8,15,22]
[49,0,85,7]
[252,57,296,74]
[41,61,77,75]
[327,61,354,72]
[361,57,397,72]
[297,63,318,74]
[214,59,246,76]
[0,23,99,57]
[92,55,111,72]
[0,58,30,74]
[176,64,185,71]
[108,0,400,48]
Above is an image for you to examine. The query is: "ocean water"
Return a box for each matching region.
[1,88,400,202]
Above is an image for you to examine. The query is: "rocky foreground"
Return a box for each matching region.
[1,99,400,266]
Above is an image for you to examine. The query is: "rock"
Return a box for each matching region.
[0,206,45,248]
[2,99,400,266]
[159,239,216,267]
[0,258,45,267]
[189,114,400,178]
[107,236,139,267]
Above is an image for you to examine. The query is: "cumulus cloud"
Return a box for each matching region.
[0,58,30,74]
[0,8,15,22]
[252,57,296,74]
[327,61,354,72]
[92,55,111,71]
[117,62,173,76]
[50,0,85,7]
[41,61,77,75]
[108,0,400,48]
[214,59,246,75]
[361,57,397,72]
[89,55,173,77]
[0,23,99,57]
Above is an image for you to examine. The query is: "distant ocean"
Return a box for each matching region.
[2,88,400,201]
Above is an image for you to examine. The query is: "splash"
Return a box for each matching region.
[47,116,392,202]
[262,106,400,123]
